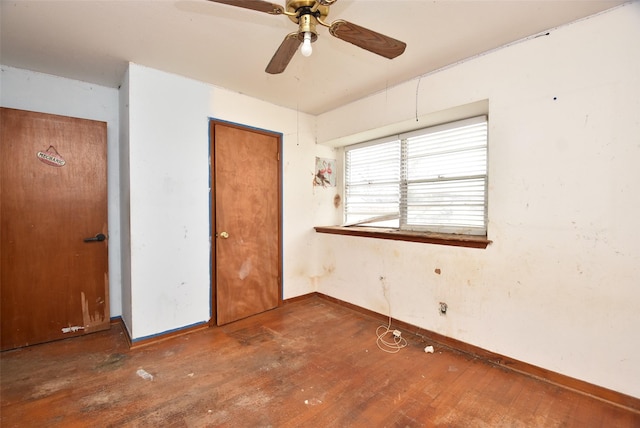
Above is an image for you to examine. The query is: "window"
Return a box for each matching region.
[344,116,488,236]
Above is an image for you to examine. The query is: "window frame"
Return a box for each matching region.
[317,116,491,249]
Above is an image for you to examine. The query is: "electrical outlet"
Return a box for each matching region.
[439,302,448,315]
[393,329,402,338]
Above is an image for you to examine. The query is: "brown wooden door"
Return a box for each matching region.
[1,108,109,350]
[211,121,282,326]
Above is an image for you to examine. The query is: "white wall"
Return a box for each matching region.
[123,63,330,340]
[0,65,122,317]
[315,3,640,398]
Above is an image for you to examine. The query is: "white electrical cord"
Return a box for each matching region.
[376,276,408,353]
[376,316,408,353]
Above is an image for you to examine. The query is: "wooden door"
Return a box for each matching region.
[0,108,109,350]
[211,121,282,326]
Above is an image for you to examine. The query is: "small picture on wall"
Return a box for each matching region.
[314,157,336,187]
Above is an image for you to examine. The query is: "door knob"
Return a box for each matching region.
[84,233,106,242]
[219,231,229,239]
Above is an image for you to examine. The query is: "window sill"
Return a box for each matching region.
[314,226,492,249]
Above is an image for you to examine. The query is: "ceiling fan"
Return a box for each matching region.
[208,0,407,74]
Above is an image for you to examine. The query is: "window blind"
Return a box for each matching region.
[345,116,488,235]
[345,138,401,227]
[402,116,487,234]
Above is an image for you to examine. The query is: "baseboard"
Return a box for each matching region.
[131,322,209,350]
[111,316,131,349]
[116,297,311,350]
[110,316,132,348]
[300,292,640,413]
[110,316,209,350]
[282,293,318,305]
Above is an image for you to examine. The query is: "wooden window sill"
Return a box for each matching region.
[314,226,491,249]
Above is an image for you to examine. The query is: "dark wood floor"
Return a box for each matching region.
[1,296,638,427]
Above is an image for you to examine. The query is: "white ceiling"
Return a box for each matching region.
[0,0,627,115]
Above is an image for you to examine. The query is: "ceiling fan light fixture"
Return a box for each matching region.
[297,12,317,58]
[301,32,313,57]
[209,0,406,74]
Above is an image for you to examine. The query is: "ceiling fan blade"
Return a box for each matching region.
[329,19,406,59]
[207,0,284,15]
[266,33,301,74]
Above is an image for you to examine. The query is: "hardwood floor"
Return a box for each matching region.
[1,296,638,427]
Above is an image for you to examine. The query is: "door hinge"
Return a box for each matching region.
[277,152,280,161]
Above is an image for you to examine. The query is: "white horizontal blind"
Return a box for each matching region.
[345,138,401,227]
[345,116,487,235]
[402,117,487,234]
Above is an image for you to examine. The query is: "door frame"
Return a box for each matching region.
[208,118,283,326]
